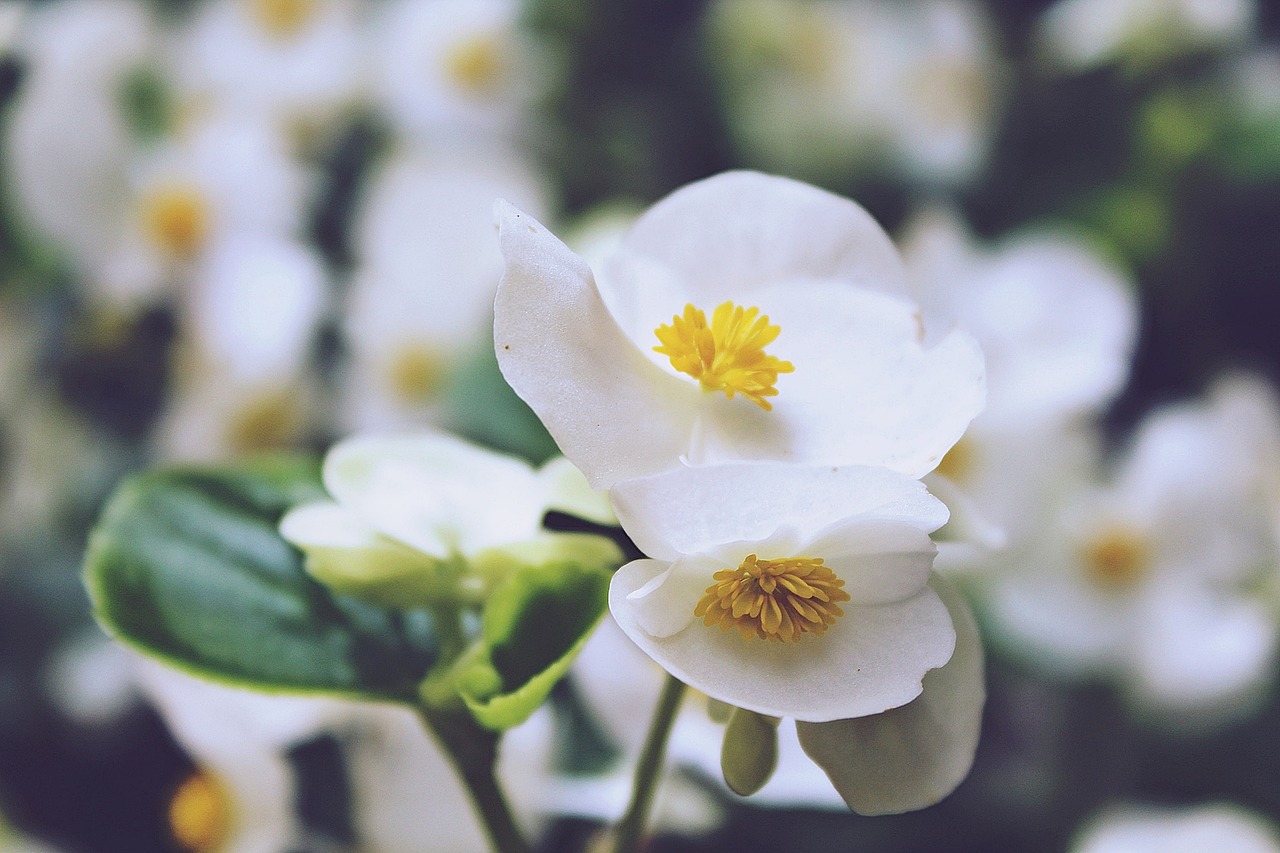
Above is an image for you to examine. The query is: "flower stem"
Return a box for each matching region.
[417,706,532,853]
[608,673,688,853]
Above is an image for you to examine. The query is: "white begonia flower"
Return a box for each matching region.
[153,234,329,461]
[900,207,1137,565]
[704,0,1006,186]
[986,384,1280,722]
[279,433,617,607]
[170,0,364,148]
[1072,803,1280,853]
[340,145,550,432]
[1035,0,1256,73]
[607,461,956,723]
[370,0,547,146]
[495,171,985,490]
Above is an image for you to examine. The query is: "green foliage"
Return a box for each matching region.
[84,456,438,702]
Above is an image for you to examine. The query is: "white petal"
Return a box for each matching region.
[806,520,938,605]
[493,200,698,488]
[1073,803,1280,853]
[598,172,910,347]
[609,559,956,722]
[610,461,948,562]
[322,432,546,556]
[618,558,704,639]
[796,573,984,815]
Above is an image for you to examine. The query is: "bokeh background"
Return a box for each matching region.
[3,0,1280,851]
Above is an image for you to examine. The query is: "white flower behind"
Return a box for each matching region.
[1072,802,1280,853]
[495,171,985,489]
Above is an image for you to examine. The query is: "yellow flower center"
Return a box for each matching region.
[226,391,301,453]
[140,183,210,259]
[934,436,975,483]
[248,0,318,40]
[388,344,447,403]
[653,302,795,410]
[694,554,850,642]
[1080,525,1151,592]
[168,771,233,852]
[443,32,508,97]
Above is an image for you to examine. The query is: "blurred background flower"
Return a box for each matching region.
[2,0,1280,851]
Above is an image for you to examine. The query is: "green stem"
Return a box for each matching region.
[608,673,688,853]
[417,706,532,853]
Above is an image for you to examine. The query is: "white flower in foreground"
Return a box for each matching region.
[495,171,985,489]
[279,433,616,608]
[1035,0,1256,73]
[986,382,1280,723]
[1072,802,1280,853]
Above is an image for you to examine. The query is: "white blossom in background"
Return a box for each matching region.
[495,171,985,489]
[0,2,24,54]
[1072,803,1280,853]
[170,0,366,152]
[370,0,549,147]
[152,234,329,461]
[984,383,1280,725]
[339,145,550,432]
[704,0,1007,186]
[1035,0,1257,73]
[4,0,154,287]
[900,207,1137,566]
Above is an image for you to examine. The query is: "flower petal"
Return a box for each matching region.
[610,461,948,561]
[493,200,698,488]
[323,432,546,556]
[796,573,984,815]
[537,456,617,525]
[609,559,956,722]
[805,519,939,605]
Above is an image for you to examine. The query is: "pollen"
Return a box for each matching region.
[168,770,233,852]
[653,301,795,410]
[443,32,508,97]
[140,183,210,259]
[1080,524,1151,592]
[249,0,318,40]
[694,554,850,642]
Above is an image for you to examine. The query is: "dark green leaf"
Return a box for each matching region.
[84,455,437,702]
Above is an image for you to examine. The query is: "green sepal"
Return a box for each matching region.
[721,707,780,796]
[84,456,437,702]
[454,558,614,730]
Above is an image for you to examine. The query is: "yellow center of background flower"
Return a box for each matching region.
[140,184,210,259]
[168,770,232,852]
[1080,524,1151,592]
[653,301,794,410]
[444,32,508,97]
[694,554,849,642]
[388,344,447,403]
[249,0,318,40]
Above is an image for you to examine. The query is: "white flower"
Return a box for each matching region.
[339,145,550,432]
[985,382,1280,722]
[370,0,548,146]
[279,433,617,608]
[495,171,985,489]
[607,461,954,722]
[1072,803,1280,853]
[1035,0,1257,73]
[705,0,1007,186]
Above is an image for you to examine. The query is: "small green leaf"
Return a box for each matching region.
[85,456,438,702]
[457,558,614,730]
[721,707,780,796]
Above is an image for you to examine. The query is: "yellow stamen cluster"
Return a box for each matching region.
[388,344,447,403]
[168,771,232,852]
[653,301,794,410]
[249,0,318,40]
[443,33,508,97]
[695,554,850,642]
[1081,525,1151,592]
[140,184,210,258]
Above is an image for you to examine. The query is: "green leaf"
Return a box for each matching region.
[85,455,438,702]
[721,707,780,796]
[441,340,561,465]
[456,558,614,730]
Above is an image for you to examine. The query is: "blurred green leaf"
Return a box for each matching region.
[441,341,561,465]
[84,456,438,702]
[456,559,612,730]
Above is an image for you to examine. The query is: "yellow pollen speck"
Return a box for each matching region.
[653,301,795,410]
[1080,525,1151,592]
[443,32,508,96]
[248,0,318,40]
[140,183,210,259]
[168,770,233,852]
[694,554,849,642]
